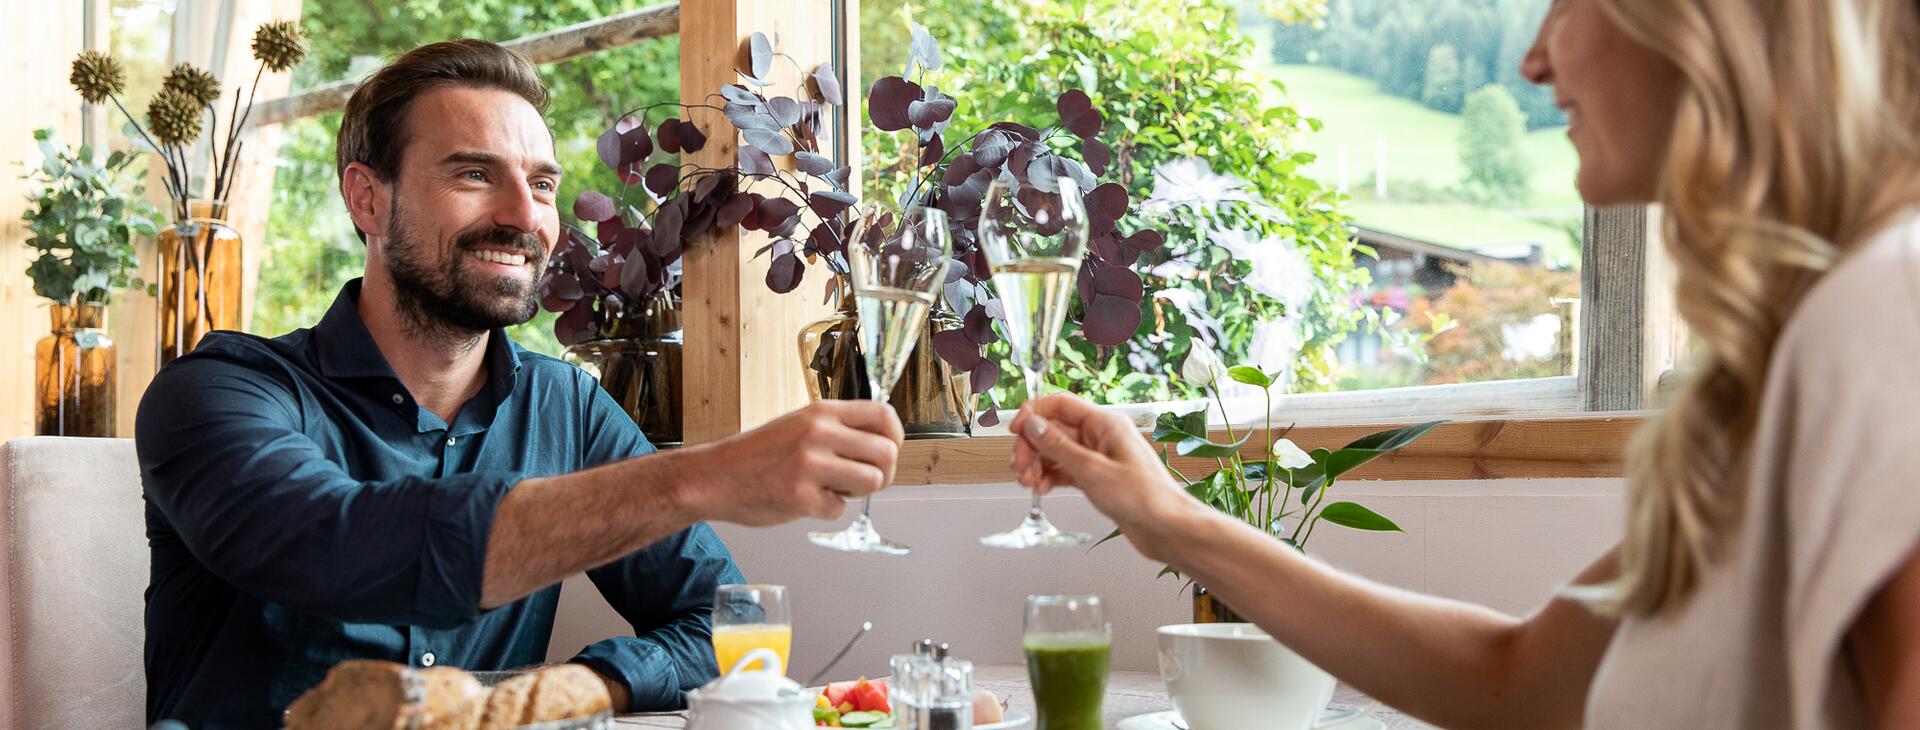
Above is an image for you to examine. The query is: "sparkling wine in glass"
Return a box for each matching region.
[807,205,952,555]
[978,175,1095,549]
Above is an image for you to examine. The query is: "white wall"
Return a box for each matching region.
[549,478,1625,680]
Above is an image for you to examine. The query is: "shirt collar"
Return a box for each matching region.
[312,278,524,391]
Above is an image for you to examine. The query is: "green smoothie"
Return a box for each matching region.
[1023,633,1111,730]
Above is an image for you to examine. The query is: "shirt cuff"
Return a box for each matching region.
[571,637,689,711]
[413,470,523,627]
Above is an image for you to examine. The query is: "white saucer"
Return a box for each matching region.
[1117,709,1386,730]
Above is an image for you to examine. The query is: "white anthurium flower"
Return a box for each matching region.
[1272,438,1314,470]
[1181,343,1226,388]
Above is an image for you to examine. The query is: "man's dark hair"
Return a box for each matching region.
[336,39,548,239]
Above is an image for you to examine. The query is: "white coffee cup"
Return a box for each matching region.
[1157,623,1337,730]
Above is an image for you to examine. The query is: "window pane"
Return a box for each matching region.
[253,1,680,358]
[859,0,1583,412]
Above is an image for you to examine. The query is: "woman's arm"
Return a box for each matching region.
[1849,542,1920,728]
[1011,395,1619,729]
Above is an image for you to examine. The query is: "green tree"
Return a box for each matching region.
[255,1,680,357]
[1457,84,1531,206]
[1420,43,1463,112]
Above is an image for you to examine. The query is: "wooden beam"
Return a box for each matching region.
[678,0,840,443]
[248,2,681,128]
[895,414,1645,486]
[1579,205,1649,411]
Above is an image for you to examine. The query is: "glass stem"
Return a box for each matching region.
[867,375,889,520]
[1025,367,1046,519]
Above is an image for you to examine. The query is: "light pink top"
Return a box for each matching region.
[1586,209,1920,727]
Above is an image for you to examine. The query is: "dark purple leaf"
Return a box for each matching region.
[868,77,923,132]
[652,200,685,256]
[1085,182,1128,238]
[682,199,717,243]
[566,233,594,269]
[794,151,836,177]
[600,259,624,291]
[919,133,944,168]
[541,291,571,312]
[621,125,654,165]
[969,357,1001,394]
[826,166,852,190]
[645,164,680,198]
[933,328,984,370]
[739,193,767,229]
[963,304,999,344]
[811,63,844,105]
[716,192,755,228]
[738,146,777,177]
[766,252,805,293]
[555,302,594,345]
[618,162,644,185]
[944,154,982,186]
[1082,294,1142,345]
[990,122,1041,141]
[1017,187,1068,236]
[1123,228,1166,252]
[1077,260,1095,303]
[694,171,725,201]
[1006,143,1040,183]
[978,407,1001,427]
[548,272,585,300]
[1094,264,1144,300]
[965,247,993,280]
[720,84,761,106]
[614,114,644,133]
[597,126,624,171]
[747,32,773,81]
[758,197,802,238]
[1056,89,1093,127]
[1091,235,1128,264]
[767,97,803,127]
[971,130,1016,167]
[1062,158,1098,196]
[743,128,794,156]
[1083,139,1112,176]
[808,190,857,218]
[677,123,707,153]
[597,216,624,244]
[619,251,653,298]
[657,118,683,154]
[587,253,613,275]
[908,97,957,128]
[1026,156,1061,194]
[809,217,845,256]
[573,191,616,222]
[613,228,648,257]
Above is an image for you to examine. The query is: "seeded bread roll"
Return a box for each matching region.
[418,667,488,730]
[476,672,539,730]
[283,659,426,730]
[523,664,613,724]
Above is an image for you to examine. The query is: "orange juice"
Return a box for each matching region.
[713,623,793,675]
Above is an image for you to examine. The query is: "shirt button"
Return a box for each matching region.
[421,651,436,667]
[446,436,457,446]
[391,394,404,405]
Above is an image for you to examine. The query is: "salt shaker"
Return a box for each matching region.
[889,640,973,730]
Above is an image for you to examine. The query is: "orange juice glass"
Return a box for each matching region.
[712,585,792,675]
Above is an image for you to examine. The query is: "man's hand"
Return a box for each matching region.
[674,400,905,526]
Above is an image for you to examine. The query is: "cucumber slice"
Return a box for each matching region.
[838,710,888,727]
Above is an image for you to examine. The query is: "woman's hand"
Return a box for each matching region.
[1008,394,1200,558]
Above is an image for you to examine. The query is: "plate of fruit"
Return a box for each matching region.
[812,678,1030,729]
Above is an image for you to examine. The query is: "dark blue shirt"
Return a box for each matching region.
[137,279,741,729]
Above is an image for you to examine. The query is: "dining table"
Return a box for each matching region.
[610,664,1434,729]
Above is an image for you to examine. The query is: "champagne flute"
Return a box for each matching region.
[807,205,952,555]
[978,175,1094,548]
[1024,594,1111,730]
[711,584,792,675]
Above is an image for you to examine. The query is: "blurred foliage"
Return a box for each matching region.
[255,0,680,356]
[1458,85,1531,206]
[20,129,159,306]
[1269,0,1563,129]
[864,0,1368,406]
[1404,261,1576,384]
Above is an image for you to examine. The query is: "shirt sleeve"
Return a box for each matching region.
[136,341,516,629]
[568,524,743,710]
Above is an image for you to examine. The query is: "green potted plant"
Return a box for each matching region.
[20,128,158,436]
[1115,343,1442,622]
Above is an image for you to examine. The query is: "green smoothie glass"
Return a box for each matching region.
[1024,594,1111,730]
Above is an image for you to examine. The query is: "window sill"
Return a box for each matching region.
[897,411,1646,486]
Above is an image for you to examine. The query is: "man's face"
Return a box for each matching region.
[375,86,563,334]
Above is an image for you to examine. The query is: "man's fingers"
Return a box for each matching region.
[820,425,900,483]
[814,399,906,443]
[808,454,888,498]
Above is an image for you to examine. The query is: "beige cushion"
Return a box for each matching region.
[0,437,145,730]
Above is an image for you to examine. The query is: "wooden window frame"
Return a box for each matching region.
[245,1,1661,485]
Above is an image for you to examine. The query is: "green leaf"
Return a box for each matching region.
[1152,409,1209,444]
[1226,365,1271,388]
[1092,527,1124,549]
[1316,502,1403,532]
[1176,429,1250,458]
[1156,565,1182,580]
[1321,421,1446,481]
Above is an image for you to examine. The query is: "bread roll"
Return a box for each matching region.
[523,664,613,724]
[477,672,539,730]
[284,659,425,730]
[419,667,487,730]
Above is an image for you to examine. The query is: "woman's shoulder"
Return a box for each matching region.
[1780,207,1920,363]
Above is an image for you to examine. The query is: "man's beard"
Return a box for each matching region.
[382,196,547,345]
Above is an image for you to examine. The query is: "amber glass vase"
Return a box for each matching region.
[156,198,243,365]
[798,282,973,438]
[35,303,116,437]
[565,293,684,448]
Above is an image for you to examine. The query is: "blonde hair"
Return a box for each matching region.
[1596,0,1920,615]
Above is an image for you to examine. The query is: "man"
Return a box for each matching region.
[136,39,902,728]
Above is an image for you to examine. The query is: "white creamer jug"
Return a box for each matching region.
[684,648,816,730]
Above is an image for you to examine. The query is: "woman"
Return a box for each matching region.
[1011,0,1920,726]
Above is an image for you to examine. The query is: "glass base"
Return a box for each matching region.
[808,513,912,555]
[980,510,1093,549]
